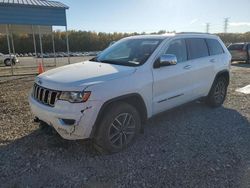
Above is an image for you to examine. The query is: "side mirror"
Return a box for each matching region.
[154,54,177,68]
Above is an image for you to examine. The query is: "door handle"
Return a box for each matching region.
[183,65,192,69]
[210,59,216,63]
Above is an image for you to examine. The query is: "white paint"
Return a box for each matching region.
[236,85,250,94]
[29,33,231,140]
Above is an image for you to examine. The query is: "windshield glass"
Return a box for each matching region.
[92,38,163,66]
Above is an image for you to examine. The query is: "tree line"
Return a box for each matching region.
[0,30,250,54]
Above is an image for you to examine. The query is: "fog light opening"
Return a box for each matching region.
[60,119,75,126]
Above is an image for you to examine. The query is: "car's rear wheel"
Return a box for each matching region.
[206,76,228,107]
[94,102,141,154]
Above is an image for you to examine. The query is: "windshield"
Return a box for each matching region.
[91,38,163,66]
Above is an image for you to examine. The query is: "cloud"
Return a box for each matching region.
[190,19,199,24]
[229,22,250,27]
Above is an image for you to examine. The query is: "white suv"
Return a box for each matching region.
[29,33,231,153]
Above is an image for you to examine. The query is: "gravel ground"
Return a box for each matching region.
[0,63,250,188]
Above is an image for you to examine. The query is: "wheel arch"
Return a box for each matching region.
[90,93,148,138]
[208,69,230,97]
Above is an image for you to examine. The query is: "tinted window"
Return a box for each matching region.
[206,39,224,55]
[186,38,209,59]
[165,39,187,63]
[228,44,244,51]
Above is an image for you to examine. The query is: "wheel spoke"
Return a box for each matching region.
[111,133,121,144]
[119,133,123,147]
[109,130,120,140]
[123,113,128,126]
[123,133,127,144]
[114,118,122,127]
[111,123,120,131]
[125,115,132,127]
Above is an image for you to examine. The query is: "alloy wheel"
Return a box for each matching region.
[108,113,136,148]
[214,80,226,104]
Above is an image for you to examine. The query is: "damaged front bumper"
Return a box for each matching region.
[28,95,101,140]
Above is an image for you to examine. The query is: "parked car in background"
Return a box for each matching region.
[29,33,231,153]
[0,53,19,66]
[228,42,250,63]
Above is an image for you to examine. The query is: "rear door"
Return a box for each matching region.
[185,38,215,97]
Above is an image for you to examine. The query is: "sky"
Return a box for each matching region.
[59,0,250,33]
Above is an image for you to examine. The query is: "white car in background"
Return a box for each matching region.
[29,33,231,153]
[0,53,19,66]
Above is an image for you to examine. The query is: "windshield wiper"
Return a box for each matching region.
[102,59,141,67]
[89,56,99,62]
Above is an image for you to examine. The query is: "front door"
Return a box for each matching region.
[152,39,195,114]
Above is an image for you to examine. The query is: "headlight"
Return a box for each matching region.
[59,91,91,103]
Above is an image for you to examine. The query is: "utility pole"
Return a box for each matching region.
[206,23,210,33]
[224,18,229,33]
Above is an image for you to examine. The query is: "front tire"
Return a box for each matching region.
[206,77,228,107]
[4,59,11,66]
[94,102,141,154]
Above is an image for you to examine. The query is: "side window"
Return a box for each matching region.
[186,38,209,59]
[165,39,187,63]
[206,39,224,55]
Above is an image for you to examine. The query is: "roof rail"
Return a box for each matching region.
[177,32,214,35]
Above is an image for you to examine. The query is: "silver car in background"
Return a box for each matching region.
[228,43,250,63]
[0,53,19,66]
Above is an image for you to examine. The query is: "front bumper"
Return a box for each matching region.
[29,95,101,140]
[14,58,19,63]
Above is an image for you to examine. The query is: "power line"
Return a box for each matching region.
[224,18,229,33]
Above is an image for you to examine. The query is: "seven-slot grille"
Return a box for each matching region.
[32,83,61,107]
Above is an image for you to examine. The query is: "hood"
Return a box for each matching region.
[36,61,136,91]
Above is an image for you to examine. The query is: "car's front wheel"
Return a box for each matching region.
[94,102,141,154]
[4,59,11,66]
[206,76,228,107]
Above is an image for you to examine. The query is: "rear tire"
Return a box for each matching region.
[206,76,228,107]
[94,102,141,154]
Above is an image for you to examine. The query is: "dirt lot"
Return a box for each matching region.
[0,63,250,188]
